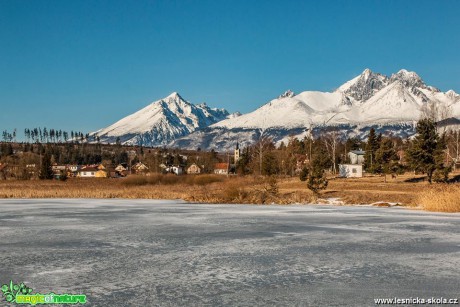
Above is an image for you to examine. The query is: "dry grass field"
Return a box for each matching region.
[0,172,459,212]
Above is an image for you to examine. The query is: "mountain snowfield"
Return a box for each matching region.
[173,69,460,150]
[93,69,460,150]
[93,92,232,145]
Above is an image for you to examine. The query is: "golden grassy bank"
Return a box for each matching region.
[0,173,458,211]
[0,175,314,204]
[416,185,460,212]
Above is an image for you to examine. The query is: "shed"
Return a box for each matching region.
[339,164,363,178]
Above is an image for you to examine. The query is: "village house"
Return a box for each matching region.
[348,150,365,165]
[186,163,201,174]
[67,165,81,173]
[114,164,129,177]
[51,165,67,179]
[26,164,37,178]
[339,150,365,178]
[164,165,184,175]
[77,167,98,178]
[214,163,229,175]
[77,165,107,178]
[132,162,149,174]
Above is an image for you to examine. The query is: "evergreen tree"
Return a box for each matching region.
[375,138,400,182]
[5,144,13,156]
[307,146,331,195]
[363,128,379,173]
[261,151,279,176]
[299,166,309,181]
[39,151,54,180]
[236,147,251,175]
[406,119,448,183]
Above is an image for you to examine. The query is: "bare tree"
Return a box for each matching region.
[321,129,339,174]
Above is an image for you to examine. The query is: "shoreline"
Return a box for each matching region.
[0,174,458,212]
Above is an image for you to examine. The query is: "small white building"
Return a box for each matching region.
[339,164,363,178]
[165,166,184,175]
[214,163,229,175]
[77,167,98,178]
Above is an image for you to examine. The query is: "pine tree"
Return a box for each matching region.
[261,151,279,176]
[299,166,309,181]
[307,145,331,195]
[407,119,448,183]
[375,138,399,182]
[363,128,379,173]
[39,151,54,180]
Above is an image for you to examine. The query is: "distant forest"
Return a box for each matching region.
[1,120,459,186]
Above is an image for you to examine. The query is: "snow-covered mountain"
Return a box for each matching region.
[172,69,460,151]
[93,92,232,146]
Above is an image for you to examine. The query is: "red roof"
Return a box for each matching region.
[214,163,229,170]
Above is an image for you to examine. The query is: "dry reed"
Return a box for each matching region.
[0,172,458,211]
[416,185,460,212]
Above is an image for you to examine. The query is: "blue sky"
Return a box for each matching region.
[1,0,459,136]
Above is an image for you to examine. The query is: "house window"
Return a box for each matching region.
[91,172,94,175]
[352,168,357,173]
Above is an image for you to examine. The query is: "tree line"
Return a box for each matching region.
[0,119,458,190]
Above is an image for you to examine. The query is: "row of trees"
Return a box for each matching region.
[361,119,451,183]
[23,128,89,143]
[1,128,93,144]
[231,118,455,193]
[0,119,457,190]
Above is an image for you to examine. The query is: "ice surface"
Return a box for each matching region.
[1,199,459,306]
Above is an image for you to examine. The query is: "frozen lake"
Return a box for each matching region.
[1,199,460,306]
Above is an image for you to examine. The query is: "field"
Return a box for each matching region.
[0,172,459,212]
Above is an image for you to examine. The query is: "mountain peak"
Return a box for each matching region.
[390,69,424,88]
[337,69,388,101]
[361,68,373,78]
[394,69,420,79]
[93,92,229,146]
[165,92,183,100]
[446,89,459,99]
[278,89,295,99]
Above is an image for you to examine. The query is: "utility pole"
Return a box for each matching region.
[227,152,230,177]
